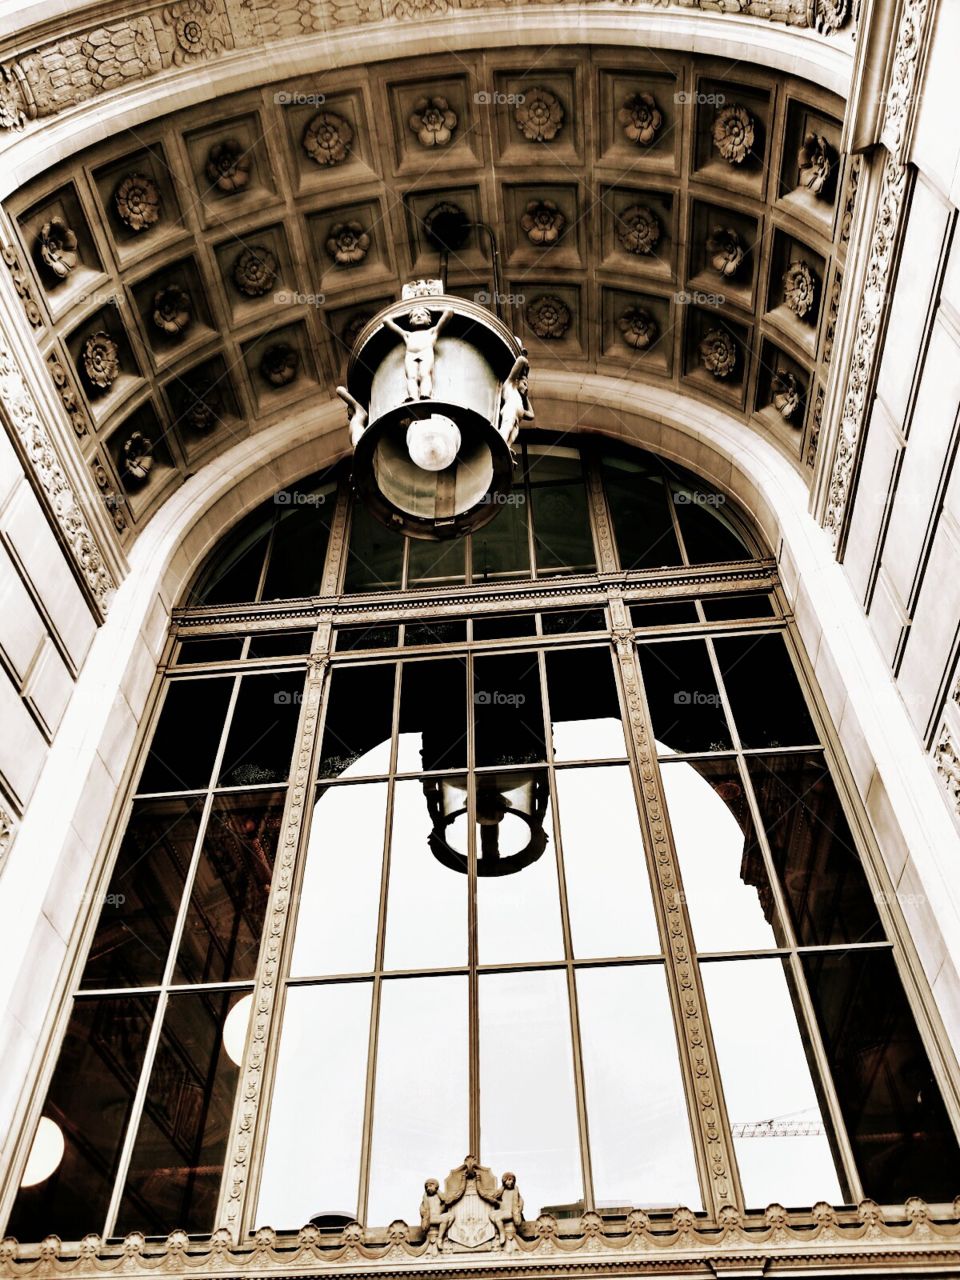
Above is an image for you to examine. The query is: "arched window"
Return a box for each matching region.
[8,436,959,1243]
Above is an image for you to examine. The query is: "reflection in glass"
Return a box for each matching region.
[661,760,779,952]
[367,976,468,1226]
[477,772,563,965]
[479,970,581,1216]
[218,671,304,786]
[257,982,372,1228]
[261,490,335,600]
[746,753,883,946]
[384,781,467,970]
[601,454,682,571]
[247,631,314,658]
[472,487,530,582]
[290,783,387,977]
[319,664,394,778]
[666,476,752,564]
[545,648,625,761]
[540,609,606,635]
[701,958,843,1208]
[116,990,246,1234]
[174,790,285,984]
[713,634,817,748]
[473,653,545,767]
[527,445,595,575]
[404,620,467,647]
[7,996,156,1242]
[397,660,468,773]
[344,504,404,593]
[636,640,732,754]
[335,625,400,651]
[803,948,960,1203]
[81,798,202,989]
[407,537,466,588]
[186,506,272,606]
[577,965,701,1208]
[556,768,660,958]
[138,678,234,794]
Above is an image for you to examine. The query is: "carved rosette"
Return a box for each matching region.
[233,246,278,297]
[783,260,817,320]
[183,387,218,432]
[797,132,836,197]
[38,217,79,280]
[618,305,658,350]
[712,104,755,165]
[699,328,737,379]
[618,92,662,146]
[260,343,299,386]
[0,64,29,132]
[152,285,192,335]
[114,173,160,232]
[326,221,370,265]
[520,200,565,247]
[772,370,801,421]
[82,332,120,390]
[526,294,570,339]
[164,0,226,64]
[122,430,154,481]
[706,227,744,278]
[515,88,563,142]
[809,0,850,33]
[409,96,458,147]
[616,204,661,256]
[205,139,251,194]
[303,111,353,166]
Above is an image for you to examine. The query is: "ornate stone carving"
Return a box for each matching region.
[421,1158,524,1253]
[182,384,219,432]
[164,0,227,64]
[114,173,160,231]
[618,91,662,146]
[807,382,824,467]
[808,0,851,32]
[616,204,661,256]
[409,96,457,147]
[0,64,32,131]
[260,342,299,386]
[121,430,154,480]
[711,104,755,165]
[498,355,533,450]
[205,139,251,194]
[783,260,817,319]
[699,328,737,379]
[47,352,89,438]
[2,246,44,329]
[823,271,842,365]
[152,285,192,335]
[325,220,370,265]
[798,132,837,197]
[92,458,128,531]
[839,154,861,246]
[706,226,744,278]
[233,245,278,296]
[81,332,120,390]
[38,218,79,280]
[515,88,563,142]
[526,294,570,339]
[618,305,658,350]
[935,726,960,815]
[302,111,352,166]
[521,199,565,247]
[772,369,801,420]
[0,803,14,862]
[383,306,452,400]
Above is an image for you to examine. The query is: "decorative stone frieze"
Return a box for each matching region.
[2,245,44,330]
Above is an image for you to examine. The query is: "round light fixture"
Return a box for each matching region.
[406,414,462,472]
[21,1116,65,1187]
[222,993,253,1066]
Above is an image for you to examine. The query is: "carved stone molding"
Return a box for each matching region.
[934,724,960,817]
[0,802,14,864]
[2,245,43,331]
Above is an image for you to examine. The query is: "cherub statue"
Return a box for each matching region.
[498,354,534,453]
[491,1172,524,1245]
[383,305,453,401]
[420,1177,455,1249]
[336,385,368,447]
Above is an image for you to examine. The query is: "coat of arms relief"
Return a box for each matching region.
[420,1156,524,1253]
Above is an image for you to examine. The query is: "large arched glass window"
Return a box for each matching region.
[8,435,959,1245]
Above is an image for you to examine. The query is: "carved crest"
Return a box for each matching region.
[420,1156,524,1253]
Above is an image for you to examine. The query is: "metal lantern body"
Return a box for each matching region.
[345,291,526,540]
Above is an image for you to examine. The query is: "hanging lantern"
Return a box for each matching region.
[337,280,533,540]
[423,773,549,877]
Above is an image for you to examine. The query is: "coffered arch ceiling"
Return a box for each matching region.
[0,34,855,552]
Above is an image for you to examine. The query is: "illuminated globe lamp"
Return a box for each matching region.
[338,280,532,540]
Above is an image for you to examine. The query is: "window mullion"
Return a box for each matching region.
[584,447,619,575]
[318,477,354,599]
[466,649,480,1159]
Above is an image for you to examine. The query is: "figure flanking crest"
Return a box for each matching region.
[420,1155,524,1252]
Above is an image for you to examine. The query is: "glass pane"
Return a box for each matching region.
[256,982,371,1229]
[175,637,244,665]
[701,958,844,1207]
[335,625,399,651]
[661,759,780,952]
[631,600,699,627]
[116,989,247,1234]
[528,445,595,575]
[138,678,234,794]
[701,593,775,621]
[247,631,314,658]
[404,619,467,647]
[174,790,285,984]
[477,771,563,964]
[397,659,468,773]
[290,783,387,977]
[367,975,468,1226]
[636,640,732,754]
[803,948,960,1203]
[472,613,537,640]
[601,454,682,571]
[746,753,884,946]
[541,608,606,635]
[407,537,466,588]
[384,779,467,970]
[81,798,202,989]
[7,996,155,1243]
[577,965,701,1209]
[218,671,304,786]
[479,970,581,1216]
[473,653,545,767]
[260,486,335,601]
[556,767,660,958]
[319,664,395,778]
[667,476,753,563]
[713,634,818,748]
[186,506,272,606]
[472,495,530,582]
[546,648,625,761]
[344,504,403,593]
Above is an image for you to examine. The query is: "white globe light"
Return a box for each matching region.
[406,415,461,472]
[21,1117,65,1187]
[222,993,253,1066]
